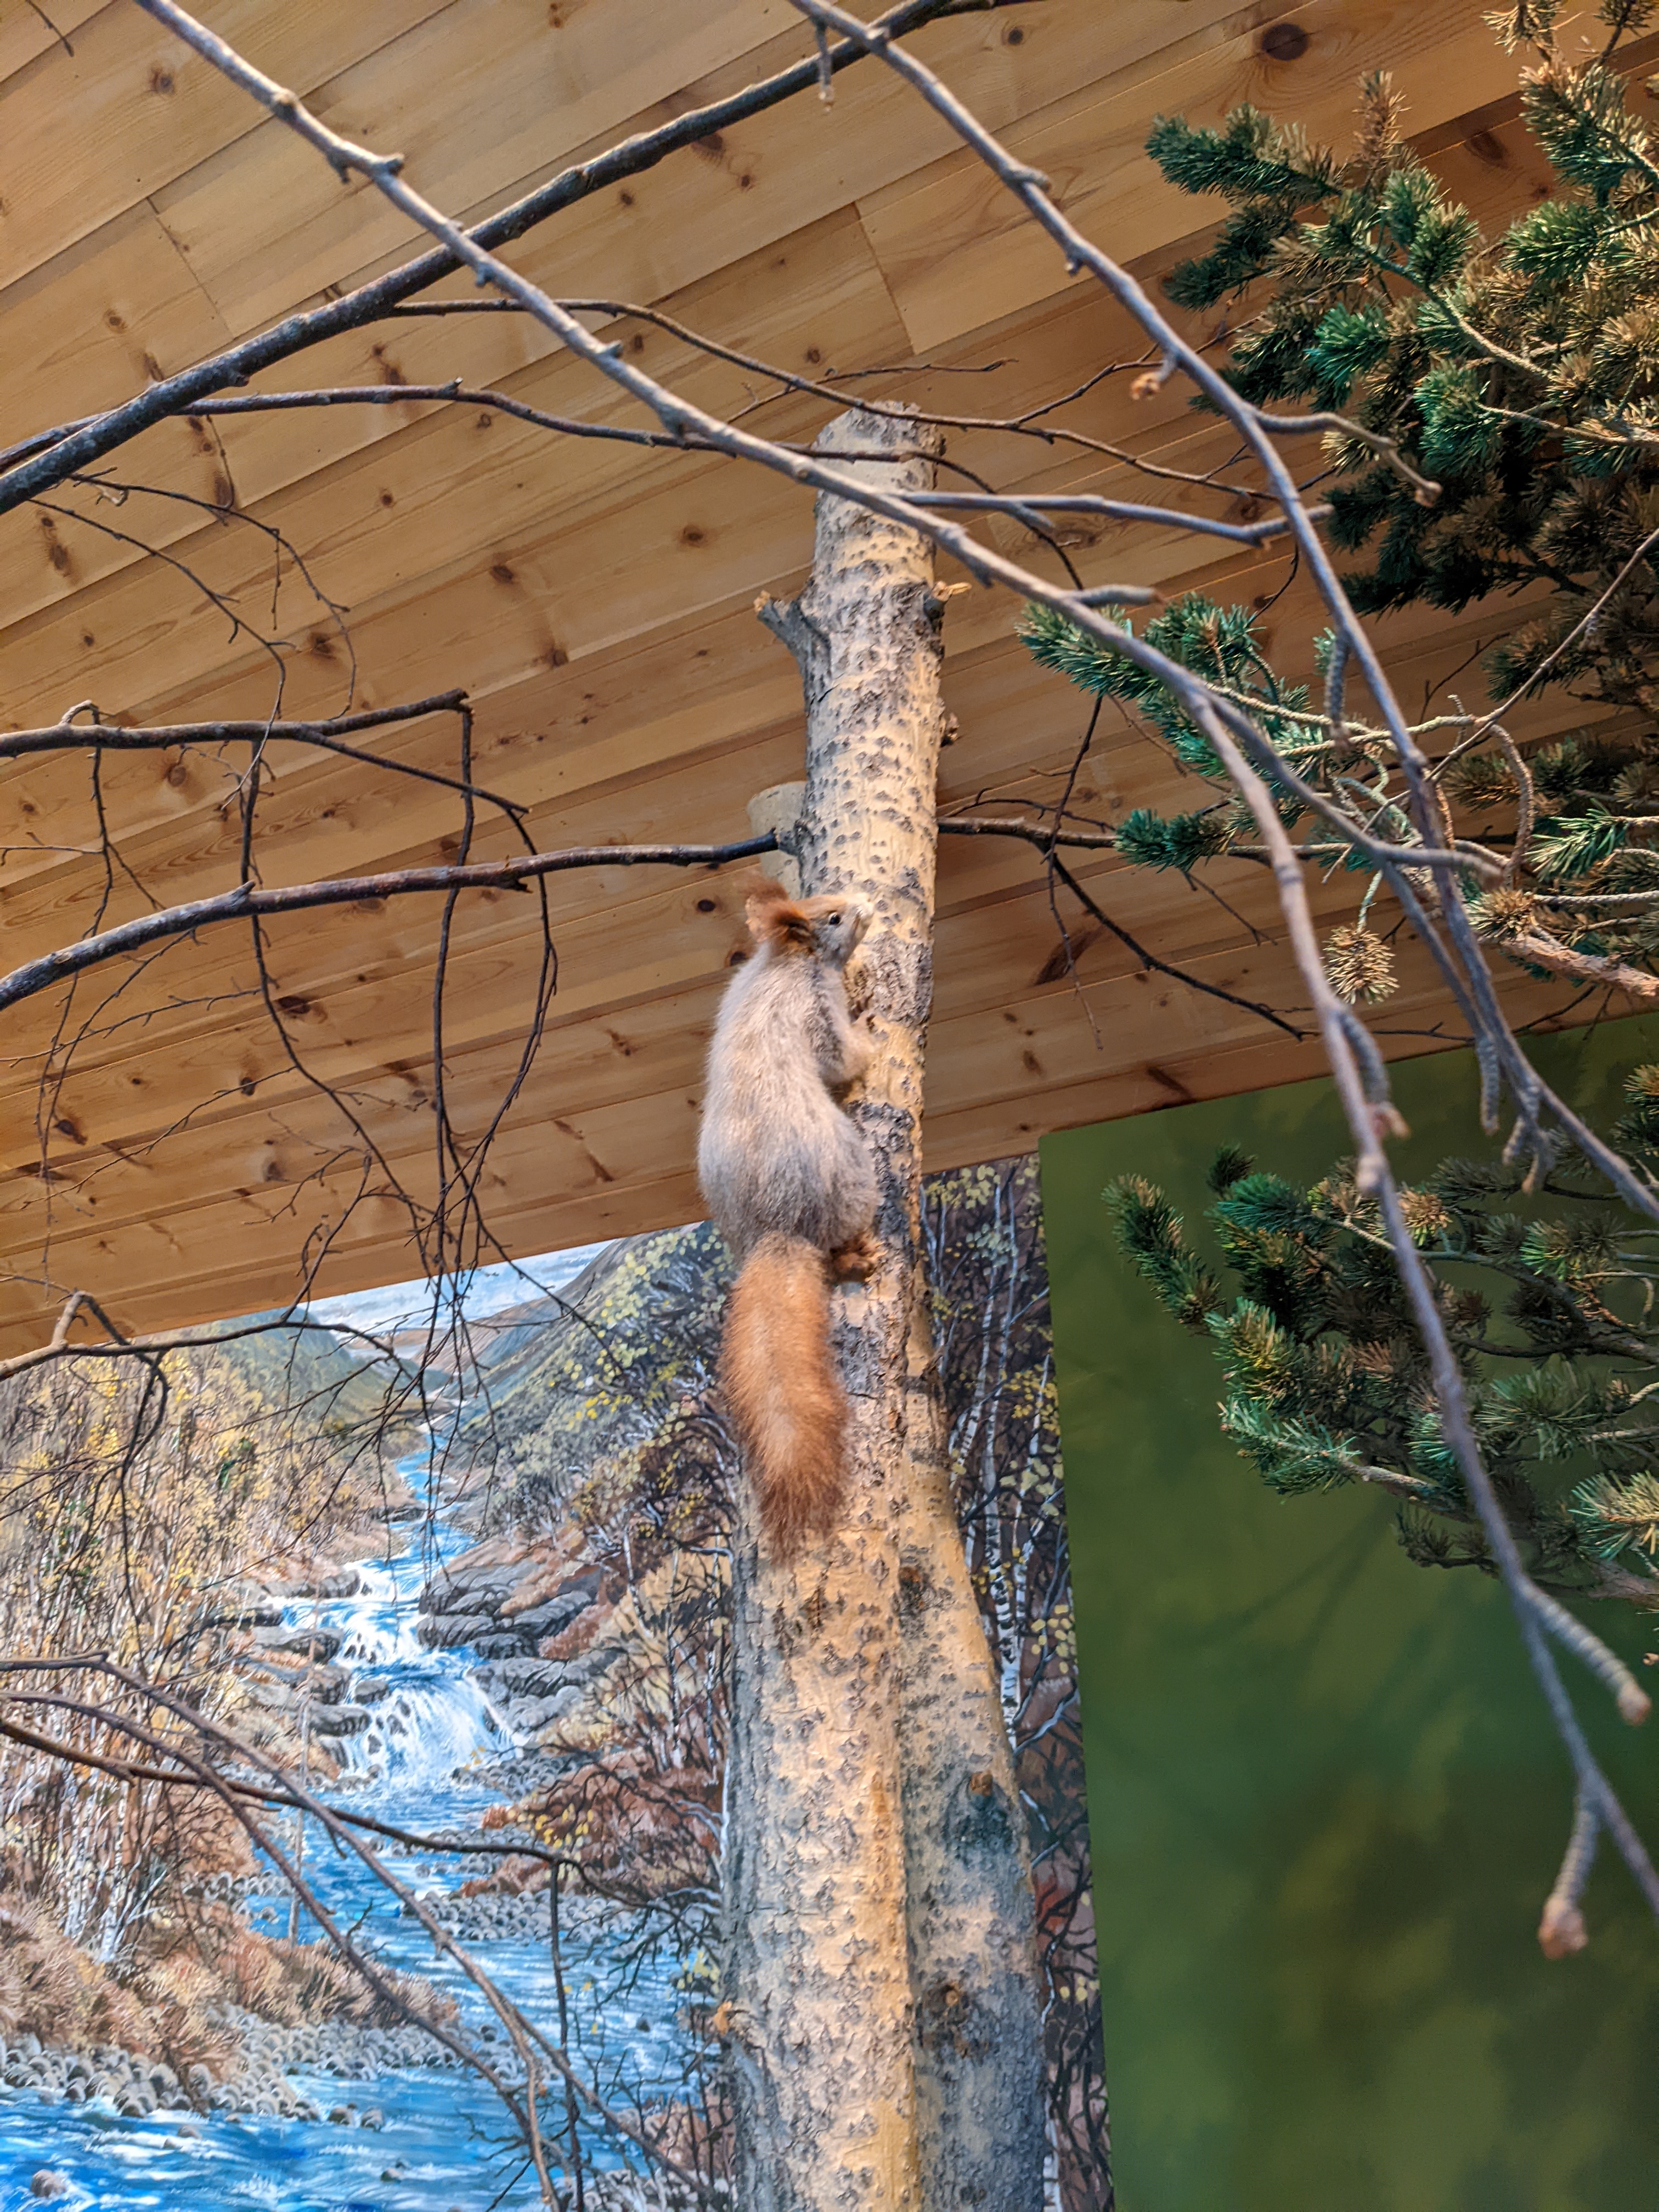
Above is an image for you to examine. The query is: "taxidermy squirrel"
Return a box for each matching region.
[697,880,879,1555]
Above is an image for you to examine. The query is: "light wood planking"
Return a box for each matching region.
[0,1,455,292]
[0,0,111,92]
[0,0,1604,1350]
[859,0,1544,352]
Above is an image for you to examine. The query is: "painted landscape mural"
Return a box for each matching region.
[0,1160,1102,2210]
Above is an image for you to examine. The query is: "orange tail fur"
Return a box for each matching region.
[721,1233,847,1556]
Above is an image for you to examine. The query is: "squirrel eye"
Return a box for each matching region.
[826,910,842,924]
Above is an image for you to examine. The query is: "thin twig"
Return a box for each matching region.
[1539,1790,1599,1957]
[1049,854,1308,1041]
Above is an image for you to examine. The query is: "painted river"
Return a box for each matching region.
[0,1463,686,2210]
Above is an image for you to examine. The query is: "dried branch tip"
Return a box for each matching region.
[1537,1895,1589,1958]
[1130,352,1178,402]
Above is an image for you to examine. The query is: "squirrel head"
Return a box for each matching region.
[744,882,870,967]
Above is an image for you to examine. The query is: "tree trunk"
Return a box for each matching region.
[895,1313,1048,2211]
[727,407,1043,2211]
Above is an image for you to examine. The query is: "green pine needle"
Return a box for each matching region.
[1115,808,1232,872]
[1207,1146,1254,1194]
[1052,18,1659,1609]
[1103,1176,1223,1329]
[1220,1397,1368,1494]
[1570,1468,1659,1566]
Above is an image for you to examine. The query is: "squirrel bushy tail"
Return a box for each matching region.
[721,1232,846,1556]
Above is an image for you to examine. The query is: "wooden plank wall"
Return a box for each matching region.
[0,0,1598,1347]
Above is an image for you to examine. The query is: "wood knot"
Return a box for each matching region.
[1260,20,1309,59]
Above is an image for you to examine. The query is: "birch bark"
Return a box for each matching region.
[726,407,1043,2211]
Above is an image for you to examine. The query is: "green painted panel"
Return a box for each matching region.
[1042,1016,1659,2211]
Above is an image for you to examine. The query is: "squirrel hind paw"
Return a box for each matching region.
[830,1234,878,1282]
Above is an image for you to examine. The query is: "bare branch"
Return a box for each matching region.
[936,815,1116,851]
[1539,1790,1599,1957]
[0,834,780,1018]
[0,692,525,811]
[0,0,1009,516]
[1048,853,1308,1042]
[905,488,1327,545]
[1500,929,1659,1005]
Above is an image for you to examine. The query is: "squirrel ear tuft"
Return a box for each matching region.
[745,880,811,945]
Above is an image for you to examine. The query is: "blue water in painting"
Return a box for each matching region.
[0,1461,687,2209]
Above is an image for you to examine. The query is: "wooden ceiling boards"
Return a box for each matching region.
[0,0,1590,1349]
